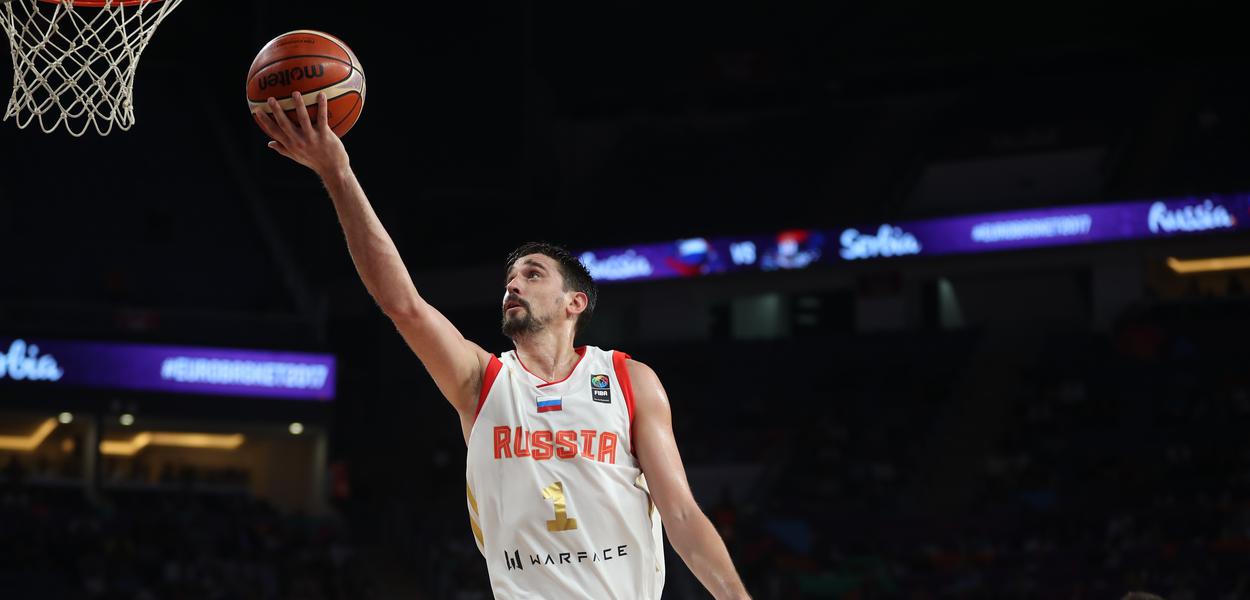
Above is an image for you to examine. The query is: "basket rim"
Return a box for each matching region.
[36,0,166,7]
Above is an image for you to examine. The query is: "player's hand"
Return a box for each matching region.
[254,91,349,176]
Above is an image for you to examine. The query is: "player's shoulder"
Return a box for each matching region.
[608,352,669,414]
[467,340,500,369]
[601,347,661,386]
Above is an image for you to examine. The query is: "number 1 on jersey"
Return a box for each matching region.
[542,481,579,532]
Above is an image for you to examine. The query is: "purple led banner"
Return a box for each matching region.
[841,194,1245,260]
[578,231,826,282]
[0,338,336,401]
[578,194,1249,282]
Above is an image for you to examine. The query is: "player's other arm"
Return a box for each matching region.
[255,93,489,415]
[629,360,752,600]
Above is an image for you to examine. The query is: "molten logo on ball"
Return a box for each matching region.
[258,65,326,91]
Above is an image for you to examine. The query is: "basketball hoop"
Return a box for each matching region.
[0,0,184,136]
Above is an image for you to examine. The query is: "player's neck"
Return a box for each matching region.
[513,332,581,383]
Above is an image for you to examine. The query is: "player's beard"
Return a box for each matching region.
[502,298,546,339]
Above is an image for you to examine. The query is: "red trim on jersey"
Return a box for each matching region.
[516,346,588,388]
[475,355,504,421]
[612,350,637,451]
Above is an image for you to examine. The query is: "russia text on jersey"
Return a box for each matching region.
[493,426,621,465]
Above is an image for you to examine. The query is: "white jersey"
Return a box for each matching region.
[465,345,665,599]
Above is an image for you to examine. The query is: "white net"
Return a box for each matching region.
[0,0,183,136]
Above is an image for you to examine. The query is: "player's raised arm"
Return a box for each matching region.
[628,359,752,600]
[256,92,490,418]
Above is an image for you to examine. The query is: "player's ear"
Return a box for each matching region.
[567,291,588,317]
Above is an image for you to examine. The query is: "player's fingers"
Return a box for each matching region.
[292,91,312,131]
[256,113,290,147]
[316,92,329,132]
[253,111,283,141]
[267,140,294,159]
[267,97,299,138]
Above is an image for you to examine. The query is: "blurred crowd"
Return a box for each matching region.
[679,303,1250,599]
[0,485,372,600]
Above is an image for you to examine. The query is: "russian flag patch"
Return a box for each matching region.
[536,396,562,413]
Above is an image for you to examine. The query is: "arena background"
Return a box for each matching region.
[3,3,1250,599]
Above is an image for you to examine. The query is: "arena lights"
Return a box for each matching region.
[1166,255,1250,274]
[0,337,336,401]
[99,432,246,456]
[0,418,57,451]
[577,194,1250,283]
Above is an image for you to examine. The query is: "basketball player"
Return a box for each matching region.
[256,92,751,600]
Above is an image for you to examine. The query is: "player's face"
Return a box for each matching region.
[501,254,567,338]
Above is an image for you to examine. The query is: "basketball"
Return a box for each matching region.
[247,30,366,137]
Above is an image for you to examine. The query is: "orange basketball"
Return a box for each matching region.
[247,30,366,137]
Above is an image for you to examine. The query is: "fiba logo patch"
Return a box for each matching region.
[590,374,611,403]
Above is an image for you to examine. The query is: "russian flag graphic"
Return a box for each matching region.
[536,396,562,413]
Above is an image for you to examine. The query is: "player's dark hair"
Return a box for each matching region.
[505,242,598,336]
[1121,593,1165,600]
